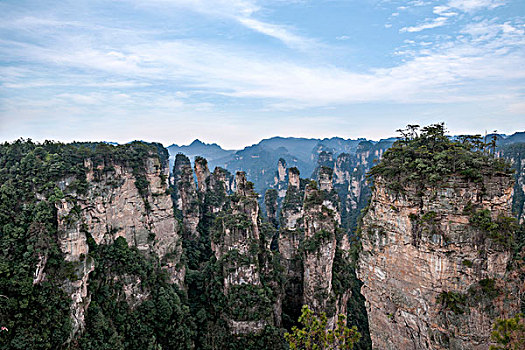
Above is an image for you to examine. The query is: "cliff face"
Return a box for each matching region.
[274,158,289,200]
[499,143,525,223]
[55,152,184,338]
[302,184,339,324]
[210,172,281,335]
[358,175,518,349]
[173,153,200,238]
[279,168,306,324]
[331,141,393,232]
[275,165,356,330]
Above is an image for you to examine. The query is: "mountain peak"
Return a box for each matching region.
[190,139,205,146]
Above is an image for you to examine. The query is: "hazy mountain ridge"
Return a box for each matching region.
[166,132,524,200]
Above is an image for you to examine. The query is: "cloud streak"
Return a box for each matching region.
[0,0,523,146]
[447,0,505,12]
[2,16,523,108]
[126,0,316,50]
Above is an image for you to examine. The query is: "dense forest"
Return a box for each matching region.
[0,124,524,349]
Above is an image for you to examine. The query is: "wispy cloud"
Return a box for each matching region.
[2,16,523,107]
[0,0,523,146]
[447,0,506,12]
[400,5,458,32]
[126,0,316,50]
[401,16,450,32]
[237,17,317,50]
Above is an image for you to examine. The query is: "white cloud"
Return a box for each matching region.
[447,0,505,12]
[126,0,315,50]
[237,18,317,50]
[401,16,450,32]
[433,5,458,17]
[399,4,459,33]
[0,1,523,114]
[336,35,350,40]
[4,17,523,109]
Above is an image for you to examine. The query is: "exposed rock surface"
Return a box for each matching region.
[499,143,525,223]
[265,188,279,229]
[358,175,518,349]
[274,158,289,199]
[194,156,211,193]
[56,153,184,338]
[302,184,338,325]
[173,153,200,238]
[276,165,354,329]
[278,168,306,323]
[211,171,278,334]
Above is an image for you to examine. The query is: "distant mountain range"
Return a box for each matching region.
[167,136,395,195]
[166,132,525,196]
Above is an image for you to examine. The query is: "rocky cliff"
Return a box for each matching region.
[210,172,279,334]
[278,167,306,325]
[275,165,361,333]
[56,145,185,338]
[306,140,394,234]
[358,126,521,350]
[172,153,200,239]
[500,143,525,223]
[0,141,192,349]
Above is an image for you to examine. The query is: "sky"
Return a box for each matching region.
[0,0,524,149]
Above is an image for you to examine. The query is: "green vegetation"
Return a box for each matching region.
[331,233,372,350]
[78,237,194,350]
[437,291,467,314]
[462,259,473,268]
[285,305,361,350]
[468,209,518,248]
[0,139,167,349]
[304,184,325,210]
[490,314,525,350]
[369,124,513,190]
[264,188,279,228]
[437,277,502,317]
[302,229,333,253]
[467,278,499,304]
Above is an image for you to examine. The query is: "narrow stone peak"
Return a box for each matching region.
[288,167,300,189]
[318,166,333,192]
[194,156,211,193]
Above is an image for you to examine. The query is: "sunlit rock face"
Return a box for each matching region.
[57,154,184,338]
[358,174,518,350]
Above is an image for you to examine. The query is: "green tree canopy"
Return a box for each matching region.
[284,305,361,350]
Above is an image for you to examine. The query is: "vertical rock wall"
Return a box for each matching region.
[211,171,277,334]
[358,175,518,349]
[173,153,200,238]
[56,153,184,338]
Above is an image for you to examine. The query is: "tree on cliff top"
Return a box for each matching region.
[285,305,361,350]
[368,123,512,188]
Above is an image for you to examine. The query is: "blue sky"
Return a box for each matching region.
[0,0,524,148]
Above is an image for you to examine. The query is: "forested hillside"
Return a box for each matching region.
[0,125,523,349]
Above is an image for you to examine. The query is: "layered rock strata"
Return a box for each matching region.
[56,152,184,338]
[211,171,277,334]
[358,175,518,349]
[173,153,200,238]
